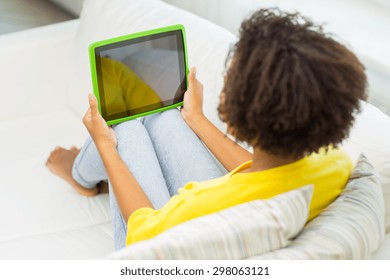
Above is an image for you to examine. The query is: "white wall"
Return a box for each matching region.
[369,0,390,9]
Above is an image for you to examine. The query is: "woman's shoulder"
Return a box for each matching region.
[307,146,354,176]
[309,146,351,162]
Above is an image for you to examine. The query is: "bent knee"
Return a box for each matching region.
[113,119,144,140]
[143,108,182,129]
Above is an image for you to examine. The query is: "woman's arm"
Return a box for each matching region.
[186,114,252,172]
[83,94,153,221]
[181,68,252,172]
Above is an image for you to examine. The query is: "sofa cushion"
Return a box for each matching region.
[342,102,390,233]
[71,0,236,133]
[254,154,385,259]
[0,110,113,259]
[107,185,313,260]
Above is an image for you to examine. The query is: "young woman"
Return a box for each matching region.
[46,9,367,249]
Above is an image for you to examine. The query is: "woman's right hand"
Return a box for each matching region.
[181,67,205,127]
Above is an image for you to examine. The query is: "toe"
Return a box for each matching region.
[50,147,60,155]
[70,146,80,153]
[55,146,66,152]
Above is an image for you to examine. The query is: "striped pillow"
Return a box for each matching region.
[255,154,385,259]
[107,185,313,260]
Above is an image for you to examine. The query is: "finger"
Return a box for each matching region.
[82,107,91,120]
[82,109,92,127]
[88,94,99,115]
[70,146,79,151]
[198,81,204,91]
[188,67,197,88]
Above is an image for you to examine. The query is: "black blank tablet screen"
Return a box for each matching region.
[94,30,186,121]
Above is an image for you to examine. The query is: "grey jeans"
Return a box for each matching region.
[72,109,226,249]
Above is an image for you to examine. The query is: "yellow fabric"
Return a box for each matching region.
[126,148,353,246]
[100,57,161,116]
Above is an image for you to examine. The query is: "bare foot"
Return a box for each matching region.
[46,146,99,197]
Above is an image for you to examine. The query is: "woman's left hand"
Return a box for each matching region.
[83,94,117,149]
[181,67,205,127]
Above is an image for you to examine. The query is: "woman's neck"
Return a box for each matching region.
[243,148,303,173]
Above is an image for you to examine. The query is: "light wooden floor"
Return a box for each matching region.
[0,0,74,35]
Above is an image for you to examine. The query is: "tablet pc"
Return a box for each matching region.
[89,25,189,125]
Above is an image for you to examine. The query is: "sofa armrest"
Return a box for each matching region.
[0,20,79,121]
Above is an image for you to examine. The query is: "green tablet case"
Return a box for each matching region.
[89,25,189,126]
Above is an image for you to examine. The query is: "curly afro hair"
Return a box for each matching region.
[218,9,367,159]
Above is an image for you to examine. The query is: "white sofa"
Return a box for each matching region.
[0,0,389,259]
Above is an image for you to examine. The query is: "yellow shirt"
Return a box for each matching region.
[100,57,161,116]
[126,148,353,245]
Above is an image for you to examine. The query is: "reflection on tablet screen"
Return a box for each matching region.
[94,31,186,121]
